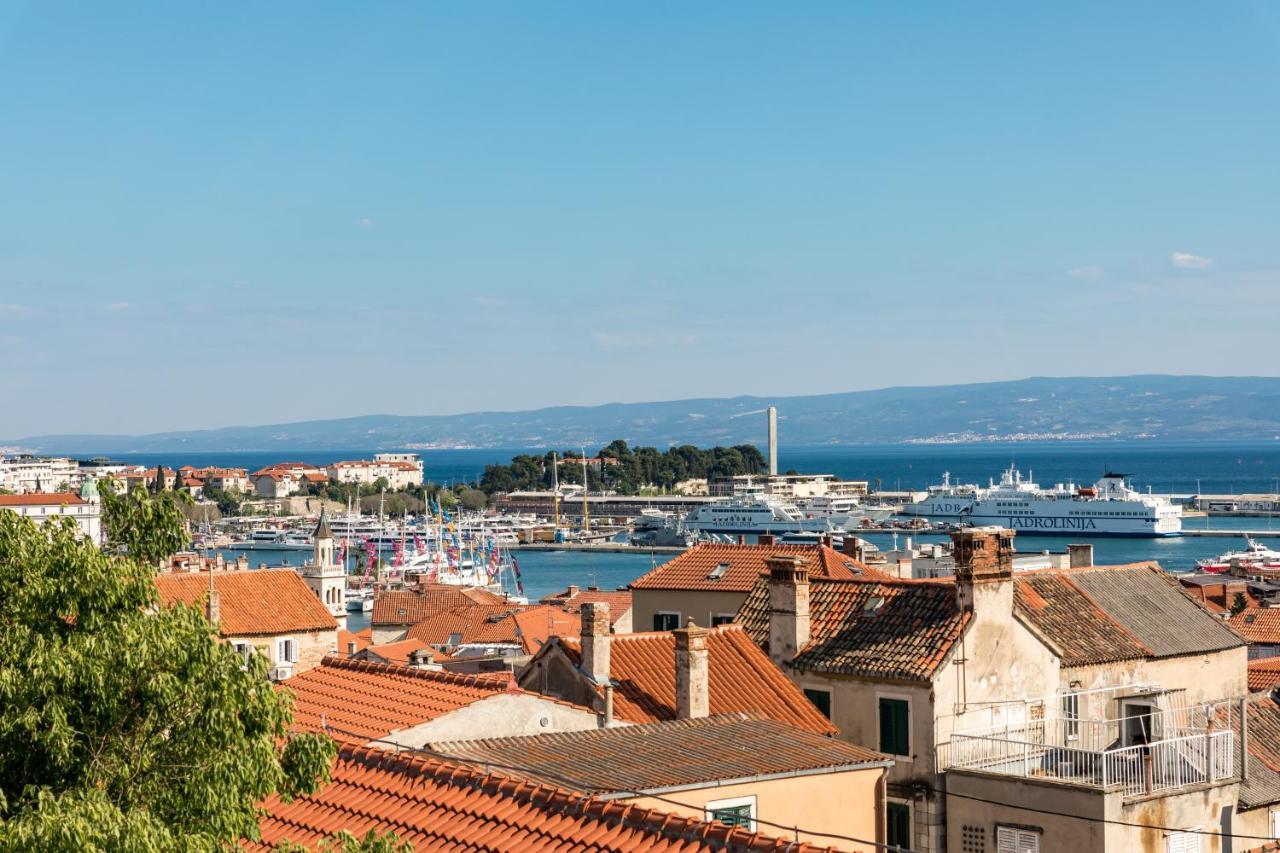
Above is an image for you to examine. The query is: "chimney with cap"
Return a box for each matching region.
[767,554,810,666]
[952,528,1015,614]
[1068,543,1094,569]
[673,619,709,719]
[580,601,611,683]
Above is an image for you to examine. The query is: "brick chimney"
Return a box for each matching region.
[580,601,611,684]
[1068,543,1094,569]
[205,588,221,626]
[758,534,776,547]
[842,535,866,562]
[767,554,810,666]
[952,528,1015,613]
[673,619,709,719]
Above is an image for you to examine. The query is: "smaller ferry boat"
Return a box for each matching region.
[1196,537,1280,573]
[682,494,842,534]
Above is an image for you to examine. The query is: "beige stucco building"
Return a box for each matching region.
[736,529,1250,852]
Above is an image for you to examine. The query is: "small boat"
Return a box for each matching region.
[345,588,374,612]
[1196,537,1280,573]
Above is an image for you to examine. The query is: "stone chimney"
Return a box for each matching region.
[758,534,776,547]
[580,601,611,684]
[842,535,866,562]
[767,554,810,666]
[952,528,1015,614]
[1068,543,1094,569]
[566,584,580,598]
[205,588,221,626]
[673,619,710,719]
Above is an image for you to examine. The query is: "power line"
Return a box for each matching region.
[320,722,919,852]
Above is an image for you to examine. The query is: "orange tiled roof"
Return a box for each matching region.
[372,583,509,626]
[540,586,633,622]
[282,657,512,744]
[556,625,836,735]
[248,745,841,852]
[1179,578,1259,614]
[736,575,970,682]
[1231,608,1280,644]
[337,627,373,654]
[356,639,440,666]
[510,605,581,655]
[404,604,527,647]
[155,569,337,637]
[629,542,882,593]
[0,492,85,507]
[1250,658,1280,693]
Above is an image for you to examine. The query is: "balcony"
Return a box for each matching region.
[938,687,1236,798]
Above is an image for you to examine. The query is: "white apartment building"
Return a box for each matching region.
[0,455,81,493]
[328,456,423,490]
[0,486,103,545]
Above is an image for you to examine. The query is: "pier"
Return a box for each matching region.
[1180,529,1280,538]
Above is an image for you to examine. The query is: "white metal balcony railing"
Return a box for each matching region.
[940,726,1235,797]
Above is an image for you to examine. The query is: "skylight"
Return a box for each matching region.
[707,562,731,580]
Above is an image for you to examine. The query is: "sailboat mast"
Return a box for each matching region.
[581,449,589,534]
[551,451,560,528]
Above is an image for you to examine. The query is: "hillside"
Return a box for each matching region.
[9,375,1280,453]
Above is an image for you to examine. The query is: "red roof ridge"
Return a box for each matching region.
[318,655,509,688]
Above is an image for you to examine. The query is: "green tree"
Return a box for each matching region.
[100,480,191,565]
[459,487,488,511]
[1231,592,1249,617]
[0,508,335,849]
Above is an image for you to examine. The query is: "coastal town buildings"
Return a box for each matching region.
[0,481,103,544]
[435,714,892,849]
[249,462,327,497]
[734,529,1248,852]
[627,539,882,632]
[328,455,424,490]
[0,453,79,493]
[155,568,338,680]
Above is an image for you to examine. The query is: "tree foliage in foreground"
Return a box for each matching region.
[0,509,336,850]
[100,480,191,565]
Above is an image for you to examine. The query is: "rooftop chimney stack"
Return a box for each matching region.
[673,619,710,719]
[952,528,1015,614]
[767,555,810,666]
[580,601,611,684]
[842,536,867,562]
[1068,543,1094,569]
[205,589,221,626]
[767,406,778,477]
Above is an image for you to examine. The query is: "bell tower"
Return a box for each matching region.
[301,508,346,628]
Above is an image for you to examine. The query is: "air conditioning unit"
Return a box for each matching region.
[268,665,293,682]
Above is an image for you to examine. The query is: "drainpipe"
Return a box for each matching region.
[603,684,614,727]
[1241,697,1249,782]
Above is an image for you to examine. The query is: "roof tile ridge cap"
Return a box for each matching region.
[1056,572,1155,657]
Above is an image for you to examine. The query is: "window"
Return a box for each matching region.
[996,826,1041,852]
[1165,830,1201,853]
[886,802,910,849]
[653,612,680,631]
[879,696,910,756]
[804,687,832,719]
[232,642,252,665]
[711,613,735,627]
[1063,692,1080,741]
[706,796,754,830]
[1271,809,1280,839]
[277,639,296,663]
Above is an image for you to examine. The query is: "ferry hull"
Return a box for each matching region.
[964,515,1181,538]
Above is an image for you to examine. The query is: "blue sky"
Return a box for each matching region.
[2,3,1279,437]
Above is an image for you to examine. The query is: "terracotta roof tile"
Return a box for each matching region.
[1014,573,1151,665]
[372,583,509,626]
[1230,608,1280,644]
[629,542,884,593]
[509,606,581,655]
[435,714,888,794]
[737,576,970,682]
[404,604,527,647]
[1251,658,1280,693]
[540,587,633,623]
[282,657,512,744]
[557,625,836,735]
[247,745,841,852]
[0,492,86,507]
[156,569,337,637]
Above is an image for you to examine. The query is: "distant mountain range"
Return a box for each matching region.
[9,376,1280,454]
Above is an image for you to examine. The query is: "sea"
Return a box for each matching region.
[98,440,1280,607]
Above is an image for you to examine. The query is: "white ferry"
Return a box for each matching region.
[963,469,1181,538]
[901,471,981,518]
[682,494,841,534]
